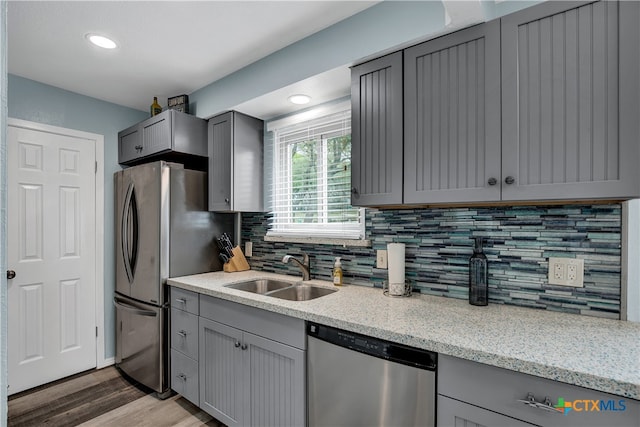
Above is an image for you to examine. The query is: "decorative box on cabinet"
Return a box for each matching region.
[438,355,639,427]
[350,51,404,206]
[118,110,207,167]
[169,287,199,405]
[208,111,264,212]
[198,295,305,427]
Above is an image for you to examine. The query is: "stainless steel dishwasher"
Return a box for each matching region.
[307,322,437,427]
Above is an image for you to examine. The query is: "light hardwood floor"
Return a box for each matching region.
[8,366,225,427]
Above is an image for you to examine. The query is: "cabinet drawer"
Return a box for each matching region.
[438,395,534,427]
[170,308,198,360]
[439,355,639,427]
[170,349,198,405]
[170,287,199,315]
[200,294,305,350]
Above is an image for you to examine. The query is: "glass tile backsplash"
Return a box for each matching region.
[242,204,622,319]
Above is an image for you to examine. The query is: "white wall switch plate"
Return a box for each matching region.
[244,241,253,257]
[377,250,388,269]
[548,257,584,287]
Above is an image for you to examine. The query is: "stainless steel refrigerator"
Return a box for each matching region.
[114,161,232,396]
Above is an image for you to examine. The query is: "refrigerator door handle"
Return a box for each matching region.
[113,296,157,317]
[121,182,139,283]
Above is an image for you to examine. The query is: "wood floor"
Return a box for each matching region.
[8,366,225,427]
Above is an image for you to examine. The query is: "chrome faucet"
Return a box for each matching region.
[282,252,311,281]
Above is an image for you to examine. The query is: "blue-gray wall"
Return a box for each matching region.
[190,0,542,119]
[7,74,148,359]
[1,0,8,420]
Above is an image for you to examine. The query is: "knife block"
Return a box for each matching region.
[223,246,251,273]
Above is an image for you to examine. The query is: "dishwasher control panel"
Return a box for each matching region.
[308,322,437,370]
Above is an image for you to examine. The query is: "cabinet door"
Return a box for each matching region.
[351,51,403,206]
[141,111,172,156]
[438,395,535,427]
[208,112,233,211]
[501,0,638,200]
[199,317,245,427]
[244,332,305,427]
[404,21,501,204]
[118,125,141,164]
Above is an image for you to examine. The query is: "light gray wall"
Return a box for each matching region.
[7,74,148,360]
[1,0,8,421]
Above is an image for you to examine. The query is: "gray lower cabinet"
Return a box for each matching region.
[404,20,501,204]
[350,51,404,206]
[169,288,200,405]
[501,0,639,201]
[208,111,264,212]
[198,295,306,427]
[438,355,639,427]
[118,110,207,166]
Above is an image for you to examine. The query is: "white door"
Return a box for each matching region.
[7,123,97,395]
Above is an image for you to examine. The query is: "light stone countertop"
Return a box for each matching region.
[167,270,640,400]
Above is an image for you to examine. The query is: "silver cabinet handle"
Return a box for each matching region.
[177,330,187,338]
[351,187,359,195]
[224,198,230,204]
[241,343,248,351]
[517,393,559,414]
[175,298,187,305]
[487,177,497,186]
[234,341,241,348]
[177,373,187,382]
[7,270,15,280]
[504,176,515,185]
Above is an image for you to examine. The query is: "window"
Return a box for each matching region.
[265,102,364,240]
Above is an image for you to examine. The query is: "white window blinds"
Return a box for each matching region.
[265,103,364,239]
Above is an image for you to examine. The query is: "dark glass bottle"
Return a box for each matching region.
[469,237,488,306]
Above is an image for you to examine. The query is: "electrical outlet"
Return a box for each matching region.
[244,241,253,257]
[548,257,584,287]
[377,250,388,269]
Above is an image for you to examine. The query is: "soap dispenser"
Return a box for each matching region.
[332,257,343,286]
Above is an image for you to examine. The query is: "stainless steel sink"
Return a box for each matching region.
[267,284,337,301]
[225,279,294,294]
[225,279,337,301]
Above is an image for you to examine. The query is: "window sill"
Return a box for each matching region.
[264,234,372,247]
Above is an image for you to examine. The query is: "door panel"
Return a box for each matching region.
[115,162,164,304]
[404,21,501,203]
[8,124,96,395]
[208,112,233,211]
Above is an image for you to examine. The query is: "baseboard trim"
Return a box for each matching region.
[97,357,115,369]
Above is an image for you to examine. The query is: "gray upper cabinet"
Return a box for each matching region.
[404,21,501,204]
[118,110,207,166]
[501,0,639,200]
[350,51,404,206]
[208,111,264,212]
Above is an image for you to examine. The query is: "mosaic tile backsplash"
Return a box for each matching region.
[241,204,622,319]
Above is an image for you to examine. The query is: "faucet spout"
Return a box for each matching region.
[282,253,311,281]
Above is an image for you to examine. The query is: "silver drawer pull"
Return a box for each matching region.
[175,298,187,305]
[177,373,187,382]
[517,393,560,414]
[177,330,188,338]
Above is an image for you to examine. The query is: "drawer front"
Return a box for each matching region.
[439,355,639,427]
[200,294,305,350]
[170,308,198,360]
[170,349,198,405]
[170,287,199,315]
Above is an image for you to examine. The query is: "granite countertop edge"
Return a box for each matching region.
[167,270,640,400]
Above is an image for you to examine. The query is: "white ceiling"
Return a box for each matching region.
[8,1,378,115]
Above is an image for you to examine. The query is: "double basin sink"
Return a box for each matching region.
[225,278,337,301]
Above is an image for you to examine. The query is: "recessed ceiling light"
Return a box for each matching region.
[86,34,117,49]
[288,94,311,105]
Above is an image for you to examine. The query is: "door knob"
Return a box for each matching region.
[7,270,15,280]
[504,176,515,185]
[487,177,497,186]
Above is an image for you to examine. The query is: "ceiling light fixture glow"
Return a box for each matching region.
[288,94,311,105]
[86,34,117,49]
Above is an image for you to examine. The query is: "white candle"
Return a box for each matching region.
[387,243,405,289]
